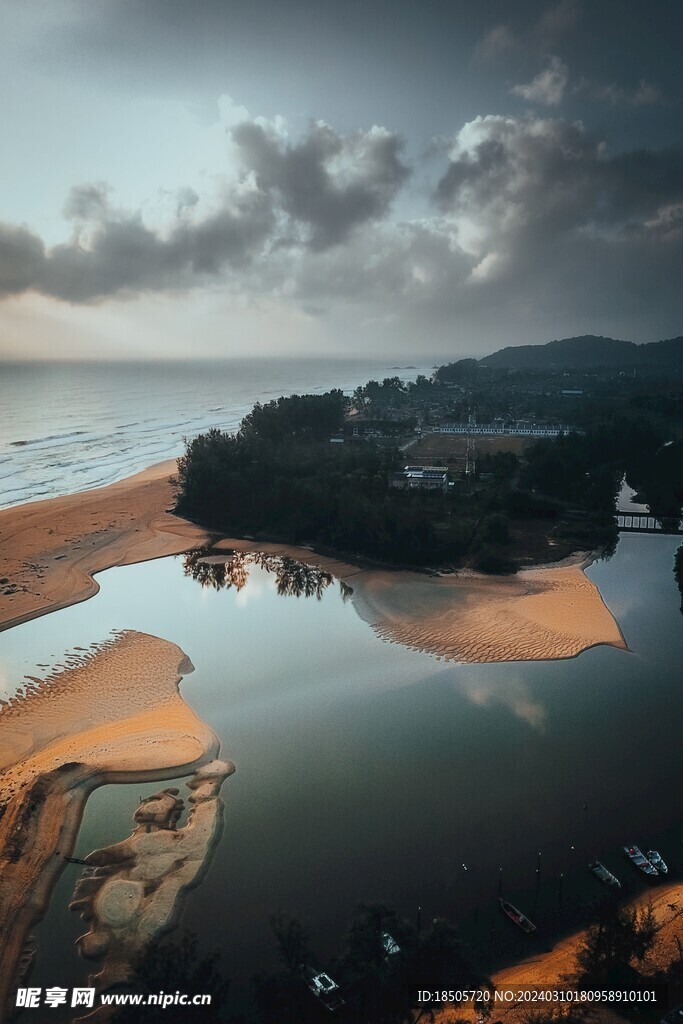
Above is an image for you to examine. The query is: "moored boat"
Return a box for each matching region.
[589,861,622,888]
[623,845,658,877]
[499,898,537,933]
[647,850,668,874]
[301,965,345,1011]
[382,931,400,957]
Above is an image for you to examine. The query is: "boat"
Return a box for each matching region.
[647,850,668,875]
[623,845,658,877]
[301,965,345,1011]
[498,898,537,933]
[382,931,400,958]
[589,861,622,888]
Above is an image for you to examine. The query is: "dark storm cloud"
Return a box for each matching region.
[0,121,408,302]
[0,223,45,297]
[435,115,683,240]
[231,121,410,250]
[0,190,274,303]
[0,105,680,348]
[45,191,274,301]
[275,112,683,346]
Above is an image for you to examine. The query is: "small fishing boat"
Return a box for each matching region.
[301,965,345,1011]
[589,861,622,888]
[646,850,668,874]
[499,898,536,933]
[623,845,658,877]
[382,931,400,957]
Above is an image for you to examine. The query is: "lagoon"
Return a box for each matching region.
[0,533,681,997]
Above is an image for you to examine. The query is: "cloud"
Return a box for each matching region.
[45,190,274,302]
[0,186,274,303]
[425,113,683,343]
[435,115,683,250]
[231,120,410,251]
[475,0,578,62]
[63,182,112,222]
[0,110,681,355]
[0,223,45,298]
[511,56,569,106]
[0,120,409,303]
[460,676,546,731]
[575,77,665,107]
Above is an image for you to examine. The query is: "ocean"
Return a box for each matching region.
[0,357,434,509]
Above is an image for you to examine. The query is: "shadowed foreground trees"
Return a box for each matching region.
[251,904,492,1024]
[110,933,230,1022]
[574,896,657,990]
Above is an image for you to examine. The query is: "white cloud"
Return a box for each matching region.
[511,56,569,107]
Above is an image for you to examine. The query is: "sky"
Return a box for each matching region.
[1,0,681,360]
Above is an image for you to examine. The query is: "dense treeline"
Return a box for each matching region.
[175,392,467,566]
[175,380,681,571]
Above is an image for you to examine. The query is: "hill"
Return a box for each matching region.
[480,335,683,369]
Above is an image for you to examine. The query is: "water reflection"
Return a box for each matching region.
[183,548,352,602]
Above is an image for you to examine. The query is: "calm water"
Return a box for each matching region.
[0,534,681,997]
[0,358,433,508]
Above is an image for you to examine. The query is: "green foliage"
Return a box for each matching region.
[629,439,683,517]
[476,513,511,547]
[175,379,669,570]
[472,545,516,575]
[505,489,561,520]
[478,450,519,483]
[433,359,479,384]
[176,393,465,566]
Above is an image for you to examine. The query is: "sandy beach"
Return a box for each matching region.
[0,460,209,634]
[438,881,683,1023]
[0,630,219,1016]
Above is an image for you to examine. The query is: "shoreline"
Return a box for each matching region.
[0,459,211,634]
[208,538,627,662]
[0,630,220,1017]
[0,459,627,663]
[439,880,683,1022]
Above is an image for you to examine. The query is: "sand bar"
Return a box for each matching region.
[0,630,219,1017]
[212,538,628,663]
[0,459,626,662]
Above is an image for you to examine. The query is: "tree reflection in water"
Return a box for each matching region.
[183,548,352,602]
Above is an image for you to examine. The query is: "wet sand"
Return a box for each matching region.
[0,630,219,1016]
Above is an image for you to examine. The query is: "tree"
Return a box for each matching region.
[434,359,478,385]
[111,932,229,1023]
[575,897,656,987]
